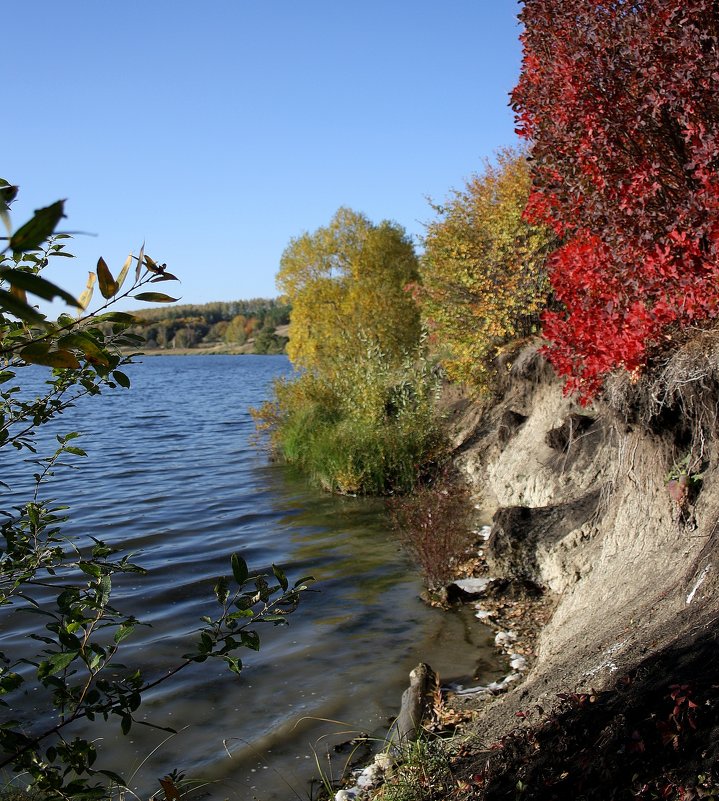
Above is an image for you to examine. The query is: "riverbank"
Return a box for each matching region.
[128,343,252,356]
[358,334,719,800]
[122,324,291,357]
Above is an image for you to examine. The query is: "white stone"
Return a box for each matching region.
[509,654,527,671]
[478,525,492,541]
[454,683,491,696]
[356,761,385,789]
[452,577,491,594]
[494,630,518,647]
[374,752,393,772]
[487,680,509,693]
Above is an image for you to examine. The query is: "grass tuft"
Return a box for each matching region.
[252,343,445,495]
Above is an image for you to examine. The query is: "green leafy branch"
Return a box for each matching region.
[0,180,182,457]
[0,179,314,799]
[0,447,314,796]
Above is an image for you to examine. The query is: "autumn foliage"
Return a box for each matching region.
[256,208,443,495]
[513,1,719,399]
[276,207,421,372]
[418,149,556,389]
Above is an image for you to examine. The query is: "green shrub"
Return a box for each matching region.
[253,343,445,495]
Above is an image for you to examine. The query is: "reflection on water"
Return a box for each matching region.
[0,356,500,800]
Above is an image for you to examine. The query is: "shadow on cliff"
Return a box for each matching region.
[468,626,719,800]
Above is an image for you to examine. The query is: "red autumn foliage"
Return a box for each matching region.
[512,1,719,400]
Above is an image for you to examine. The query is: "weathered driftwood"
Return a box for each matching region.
[388,663,438,748]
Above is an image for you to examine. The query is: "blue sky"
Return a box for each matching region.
[7,1,523,312]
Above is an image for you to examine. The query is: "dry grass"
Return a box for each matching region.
[603,326,719,476]
[387,470,474,590]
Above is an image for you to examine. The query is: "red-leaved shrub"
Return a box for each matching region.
[512,1,719,400]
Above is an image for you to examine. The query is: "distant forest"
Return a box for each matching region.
[125,298,291,353]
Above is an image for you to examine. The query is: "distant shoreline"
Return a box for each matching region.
[121,346,286,357]
[121,324,290,358]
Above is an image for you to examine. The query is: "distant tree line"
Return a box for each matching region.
[125,298,291,353]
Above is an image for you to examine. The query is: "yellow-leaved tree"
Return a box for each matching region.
[255,208,444,495]
[418,149,558,390]
[277,207,421,371]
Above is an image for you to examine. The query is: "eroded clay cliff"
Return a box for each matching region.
[448,334,719,798]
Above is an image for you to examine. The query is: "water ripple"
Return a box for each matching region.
[0,355,499,801]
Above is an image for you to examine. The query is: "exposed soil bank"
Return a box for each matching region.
[440,335,719,800]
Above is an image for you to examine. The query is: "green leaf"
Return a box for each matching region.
[228,608,254,619]
[132,292,179,303]
[57,332,110,365]
[231,553,249,585]
[240,630,260,651]
[0,287,45,323]
[55,331,92,355]
[272,564,289,591]
[293,575,315,588]
[214,576,229,605]
[224,656,243,675]
[46,650,79,674]
[112,370,131,388]
[95,311,140,324]
[0,267,80,307]
[96,257,119,299]
[10,200,65,252]
[78,561,102,577]
[97,575,111,607]
[91,539,114,558]
[58,629,82,649]
[114,623,135,644]
[121,715,132,735]
[19,343,81,369]
[0,672,22,695]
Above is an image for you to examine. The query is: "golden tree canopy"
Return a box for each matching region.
[419,149,557,389]
[277,207,421,370]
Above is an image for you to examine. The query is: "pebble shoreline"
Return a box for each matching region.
[332,526,556,799]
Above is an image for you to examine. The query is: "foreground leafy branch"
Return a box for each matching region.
[0,181,312,798]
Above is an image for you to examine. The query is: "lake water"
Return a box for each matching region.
[0,355,499,800]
